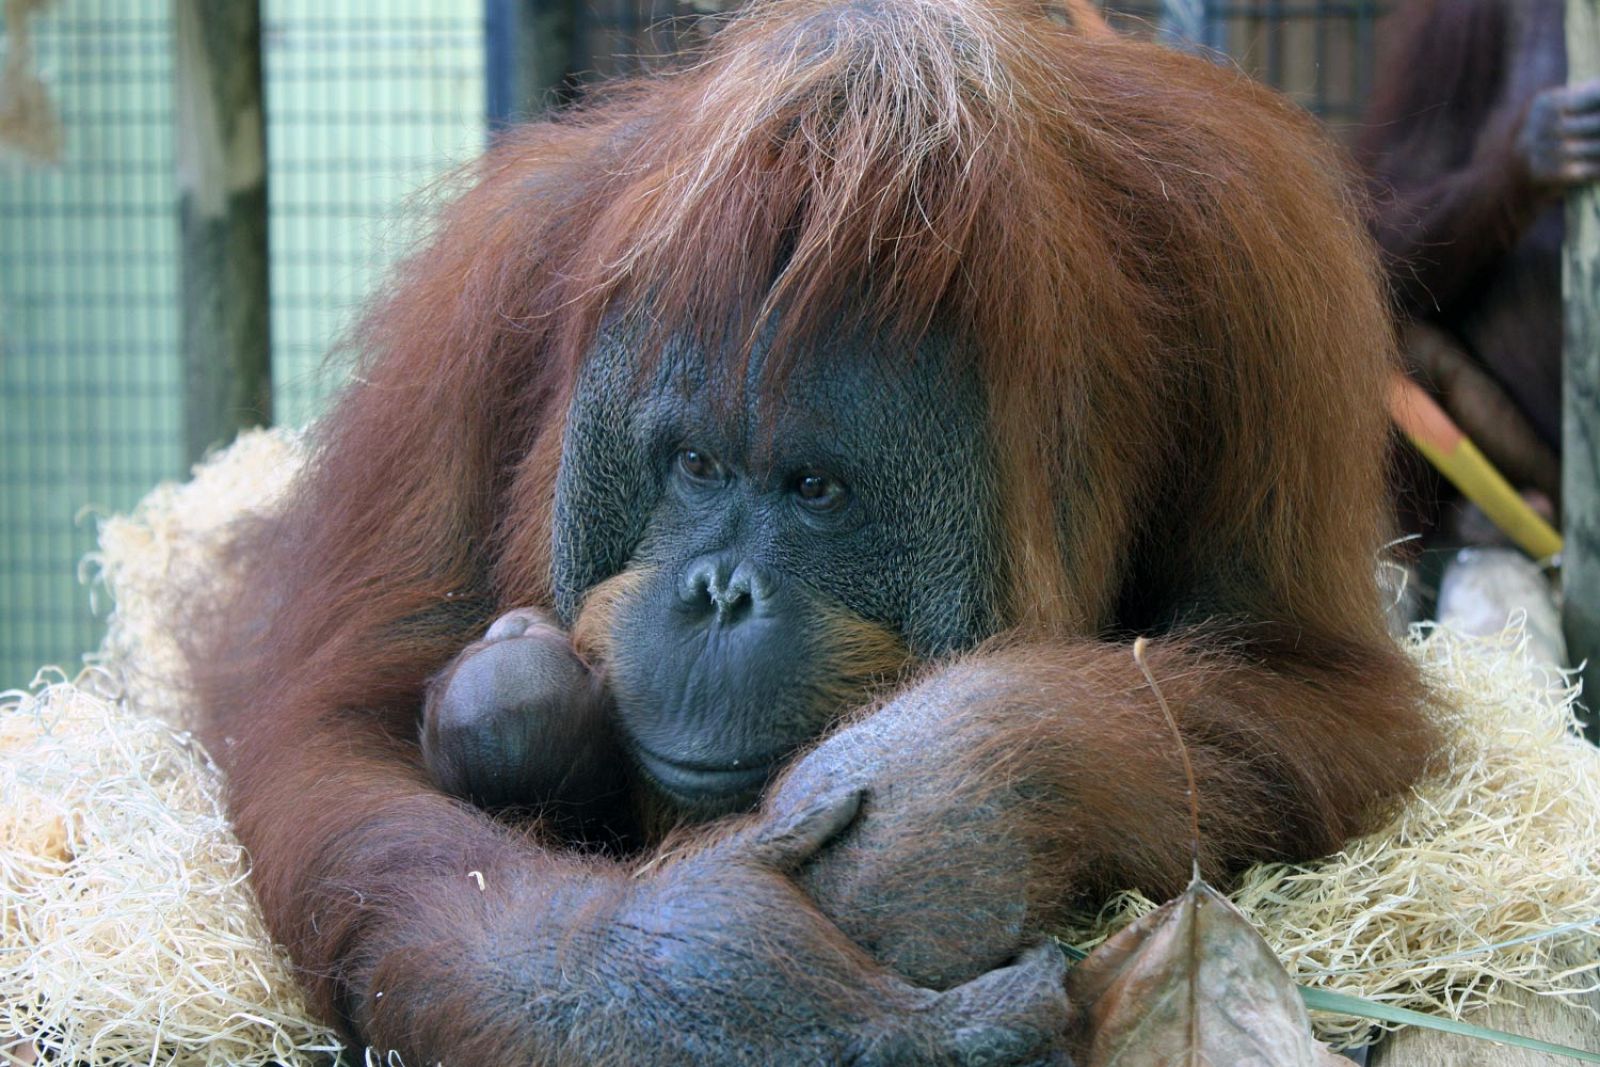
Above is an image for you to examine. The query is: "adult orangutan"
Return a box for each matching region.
[1359,0,1600,533]
[197,0,1437,1061]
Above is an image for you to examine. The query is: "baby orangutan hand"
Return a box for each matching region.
[421,608,627,826]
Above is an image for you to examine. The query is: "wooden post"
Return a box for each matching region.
[1159,1,1229,61]
[174,0,270,465]
[1565,0,1600,737]
[493,0,582,125]
[1159,0,1207,50]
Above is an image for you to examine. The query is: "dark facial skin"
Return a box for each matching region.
[411,328,1080,1061]
[421,324,1001,822]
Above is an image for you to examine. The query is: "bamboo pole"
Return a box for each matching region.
[1565,0,1600,737]
[174,0,270,465]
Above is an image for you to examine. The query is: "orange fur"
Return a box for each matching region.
[1057,0,1113,37]
[570,569,653,667]
[191,0,1434,1055]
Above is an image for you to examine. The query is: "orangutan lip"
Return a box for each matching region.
[632,748,778,799]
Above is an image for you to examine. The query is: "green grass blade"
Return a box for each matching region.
[1300,987,1600,1063]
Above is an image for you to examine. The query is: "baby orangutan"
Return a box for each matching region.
[421,607,632,836]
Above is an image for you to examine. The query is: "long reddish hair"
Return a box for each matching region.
[194,0,1412,1031]
[209,0,1398,783]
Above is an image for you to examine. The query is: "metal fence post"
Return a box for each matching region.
[1565,0,1600,736]
[174,0,271,464]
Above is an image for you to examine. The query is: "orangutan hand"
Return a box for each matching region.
[421,607,625,820]
[1518,79,1600,190]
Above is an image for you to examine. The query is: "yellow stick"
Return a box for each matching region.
[1390,374,1563,562]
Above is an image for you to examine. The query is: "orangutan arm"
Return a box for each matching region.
[223,693,1072,1065]
[1361,0,1600,318]
[779,632,1435,990]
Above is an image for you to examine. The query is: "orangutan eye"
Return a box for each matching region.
[794,470,848,511]
[676,448,723,484]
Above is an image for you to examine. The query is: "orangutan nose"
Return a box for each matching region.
[678,554,778,622]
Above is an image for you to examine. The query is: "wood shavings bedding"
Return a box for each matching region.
[1063,625,1600,1047]
[0,676,340,1065]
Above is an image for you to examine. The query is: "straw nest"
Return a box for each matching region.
[2,428,1597,1062]
[1062,624,1600,1047]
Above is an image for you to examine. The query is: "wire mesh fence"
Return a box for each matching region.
[513,0,1383,127]
[1209,0,1386,129]
[265,3,484,429]
[0,1,483,687]
[0,0,1384,687]
[1,4,181,688]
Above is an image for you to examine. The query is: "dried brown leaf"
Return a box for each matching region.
[1068,877,1322,1066]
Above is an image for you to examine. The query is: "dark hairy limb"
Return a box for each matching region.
[776,634,1435,993]
[1359,0,1591,315]
[1518,79,1600,191]
[1401,320,1560,501]
[421,607,629,829]
[259,747,1070,1065]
